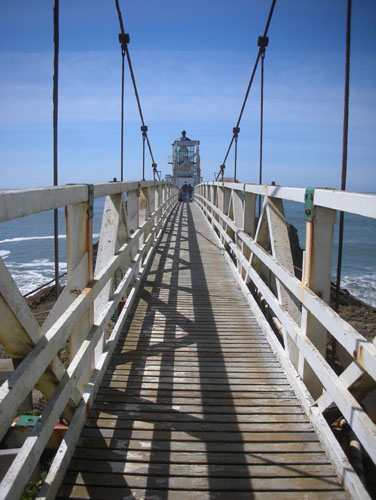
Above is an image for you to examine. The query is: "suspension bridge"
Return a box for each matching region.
[0,1,376,499]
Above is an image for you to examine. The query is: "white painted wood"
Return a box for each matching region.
[0,181,173,222]
[0,182,178,498]
[215,227,371,500]
[233,237,376,465]
[94,194,122,323]
[198,181,376,218]
[36,197,174,500]
[266,197,300,369]
[196,191,376,468]
[65,202,93,393]
[0,259,42,349]
[196,194,376,384]
[314,188,376,219]
[299,206,336,399]
[0,259,80,425]
[317,361,365,412]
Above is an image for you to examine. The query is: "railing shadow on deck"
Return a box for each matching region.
[62,201,341,498]
[194,181,376,500]
[0,181,179,499]
[60,202,258,498]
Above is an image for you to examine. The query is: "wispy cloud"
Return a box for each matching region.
[1,47,375,190]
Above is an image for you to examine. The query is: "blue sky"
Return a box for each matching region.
[0,0,375,191]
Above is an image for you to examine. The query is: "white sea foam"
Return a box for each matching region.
[0,235,66,244]
[0,233,100,244]
[341,272,376,308]
[10,261,68,295]
[0,250,10,259]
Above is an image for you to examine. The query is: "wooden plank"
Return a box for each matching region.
[85,418,313,433]
[57,485,347,500]
[89,411,307,423]
[62,471,343,491]
[58,202,345,499]
[68,460,337,478]
[79,427,320,442]
[75,437,324,453]
[71,448,330,464]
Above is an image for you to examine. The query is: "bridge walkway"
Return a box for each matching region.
[57,202,346,499]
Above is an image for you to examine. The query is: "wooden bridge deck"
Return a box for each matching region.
[58,202,346,499]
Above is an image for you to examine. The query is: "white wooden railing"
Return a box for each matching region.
[0,180,178,499]
[195,181,376,500]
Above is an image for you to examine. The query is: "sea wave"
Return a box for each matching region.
[0,250,10,259]
[341,272,376,308]
[0,233,100,244]
[7,259,63,270]
[10,261,68,295]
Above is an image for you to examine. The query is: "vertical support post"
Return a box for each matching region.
[65,198,93,393]
[266,197,300,368]
[300,204,336,399]
[242,191,256,278]
[232,189,243,274]
[94,194,123,321]
[126,187,139,262]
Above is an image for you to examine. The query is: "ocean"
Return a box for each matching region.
[0,197,375,307]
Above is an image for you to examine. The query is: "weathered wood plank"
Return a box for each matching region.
[71,448,330,464]
[75,437,325,453]
[68,460,337,478]
[62,471,343,491]
[80,427,320,443]
[57,485,347,500]
[58,202,345,499]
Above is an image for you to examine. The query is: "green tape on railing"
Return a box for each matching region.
[304,187,315,222]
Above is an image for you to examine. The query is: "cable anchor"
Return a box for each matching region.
[233,126,240,139]
[218,164,225,181]
[257,35,269,59]
[141,125,148,137]
[118,33,130,49]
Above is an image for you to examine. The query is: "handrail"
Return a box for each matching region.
[0,180,178,499]
[203,181,376,218]
[195,181,376,500]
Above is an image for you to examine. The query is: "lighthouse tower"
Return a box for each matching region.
[168,130,201,188]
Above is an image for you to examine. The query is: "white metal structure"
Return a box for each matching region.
[0,180,178,500]
[168,130,201,188]
[195,181,376,500]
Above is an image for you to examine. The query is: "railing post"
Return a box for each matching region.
[94,192,128,362]
[266,197,301,367]
[232,189,243,274]
[127,187,140,260]
[242,190,256,278]
[65,199,94,393]
[300,205,336,399]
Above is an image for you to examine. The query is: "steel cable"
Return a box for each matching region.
[120,47,125,181]
[258,47,265,216]
[217,0,276,180]
[115,0,160,180]
[53,0,60,299]
[335,0,352,318]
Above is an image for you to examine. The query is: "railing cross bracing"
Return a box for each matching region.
[0,181,178,500]
[195,181,376,500]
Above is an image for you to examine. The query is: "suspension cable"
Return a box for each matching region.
[120,46,125,181]
[258,36,268,216]
[216,0,276,181]
[335,0,352,313]
[141,125,147,181]
[53,0,60,300]
[115,0,160,180]
[233,127,240,181]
